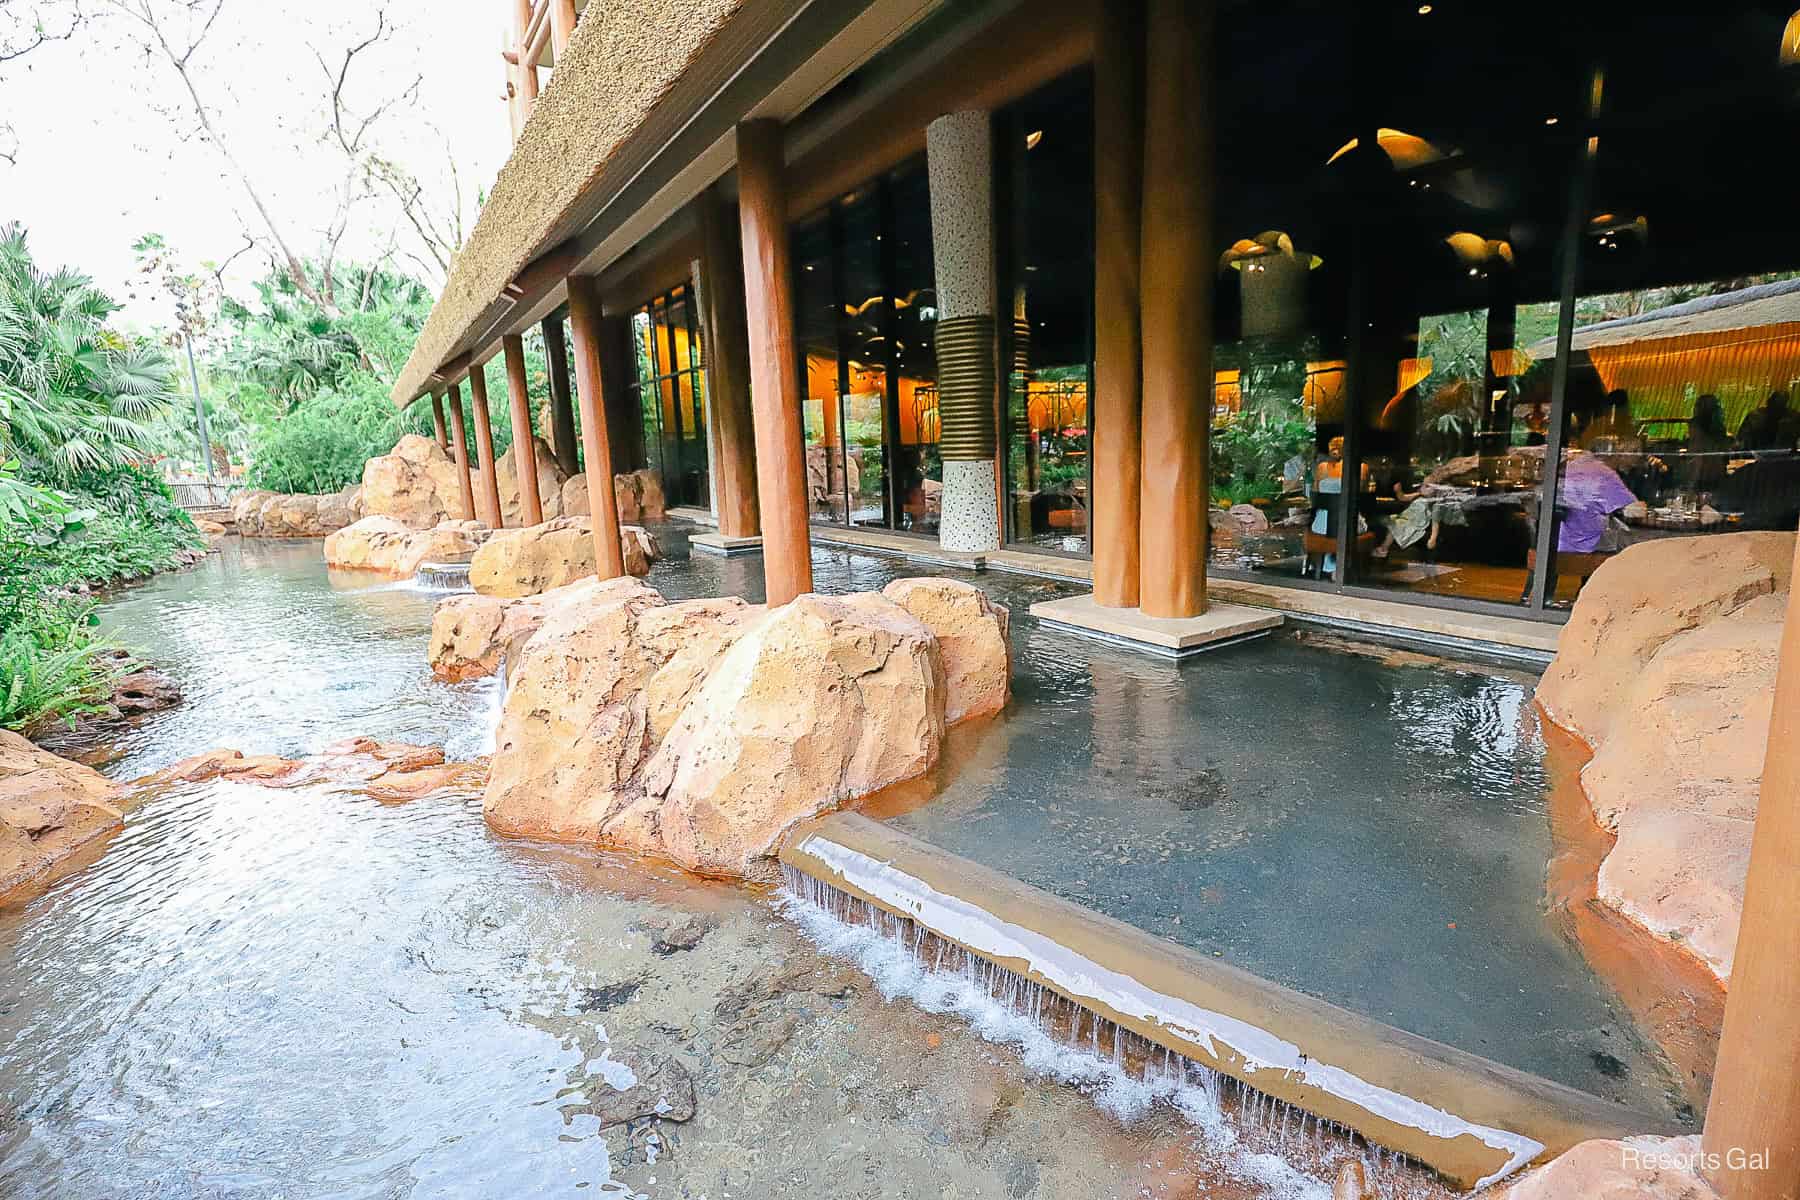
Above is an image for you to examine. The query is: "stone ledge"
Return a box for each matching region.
[690,532,763,557]
[1028,594,1282,657]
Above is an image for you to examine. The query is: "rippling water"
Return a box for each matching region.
[0,531,1684,1200]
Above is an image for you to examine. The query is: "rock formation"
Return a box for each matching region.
[428,576,610,682]
[495,436,570,525]
[231,485,363,537]
[0,730,122,906]
[134,738,485,805]
[483,580,1007,879]
[359,434,477,529]
[324,515,493,576]
[468,516,658,598]
[880,578,1011,723]
[1502,1135,1714,1200]
[1535,532,1794,984]
[561,468,667,525]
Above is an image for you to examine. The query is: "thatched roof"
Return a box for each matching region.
[390,0,750,408]
[1526,277,1800,358]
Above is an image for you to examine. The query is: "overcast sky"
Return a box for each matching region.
[1,0,513,331]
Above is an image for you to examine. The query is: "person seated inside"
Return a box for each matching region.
[1308,436,1368,572]
[1736,391,1797,451]
[1580,390,1642,454]
[1682,393,1731,492]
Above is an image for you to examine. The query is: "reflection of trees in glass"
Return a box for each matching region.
[1211,336,1318,506]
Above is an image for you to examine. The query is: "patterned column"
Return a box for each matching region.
[927,111,1002,554]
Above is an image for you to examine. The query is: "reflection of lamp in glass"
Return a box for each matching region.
[1588,211,1649,251]
[1782,11,1800,64]
[1445,232,1514,280]
[1219,231,1322,338]
[1326,128,1449,169]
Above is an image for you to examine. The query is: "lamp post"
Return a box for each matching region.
[182,329,215,493]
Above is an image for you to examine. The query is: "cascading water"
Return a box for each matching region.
[779,866,1441,1200]
[413,560,473,592]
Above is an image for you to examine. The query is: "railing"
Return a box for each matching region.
[504,0,579,138]
[168,478,241,511]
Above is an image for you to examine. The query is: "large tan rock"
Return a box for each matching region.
[1582,594,1783,982]
[360,433,477,529]
[0,731,123,905]
[1536,532,1795,988]
[620,594,946,877]
[1537,533,1793,746]
[1503,1135,1714,1200]
[561,469,667,525]
[470,517,658,597]
[324,515,492,576]
[428,577,609,682]
[496,435,571,525]
[232,485,361,537]
[881,577,1010,723]
[482,578,699,842]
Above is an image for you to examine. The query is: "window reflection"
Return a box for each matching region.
[628,286,708,510]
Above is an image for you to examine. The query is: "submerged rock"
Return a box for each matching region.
[360,434,477,530]
[325,516,493,577]
[0,730,122,906]
[468,517,658,598]
[133,738,484,804]
[1535,532,1794,986]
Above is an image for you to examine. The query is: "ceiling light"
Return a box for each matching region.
[1025,130,1044,150]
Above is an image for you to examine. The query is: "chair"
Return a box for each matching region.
[1302,530,1375,579]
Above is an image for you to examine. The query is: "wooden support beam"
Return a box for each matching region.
[542,315,580,477]
[468,364,506,529]
[567,275,627,579]
[1137,0,1212,619]
[503,334,544,526]
[735,119,812,605]
[430,393,449,453]
[697,185,759,539]
[1702,529,1800,1200]
[446,383,476,521]
[1091,0,1144,608]
[548,0,577,56]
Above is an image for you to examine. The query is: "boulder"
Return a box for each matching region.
[482,577,701,842]
[230,485,361,537]
[1537,533,1792,746]
[428,577,609,682]
[1535,532,1796,987]
[495,436,572,525]
[0,730,123,905]
[619,594,946,877]
[1503,1135,1713,1200]
[469,517,658,598]
[360,433,477,529]
[881,577,1010,724]
[324,515,492,576]
[561,469,667,526]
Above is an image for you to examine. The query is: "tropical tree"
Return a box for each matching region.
[0,222,177,483]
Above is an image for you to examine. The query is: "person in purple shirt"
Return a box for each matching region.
[1555,453,1638,553]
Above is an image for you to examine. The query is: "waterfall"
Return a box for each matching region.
[413,561,473,593]
[779,867,1427,1200]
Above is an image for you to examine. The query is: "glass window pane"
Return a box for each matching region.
[890,164,939,534]
[794,214,847,525]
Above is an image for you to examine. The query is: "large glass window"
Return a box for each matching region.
[628,285,709,509]
[791,161,938,534]
[999,71,1095,552]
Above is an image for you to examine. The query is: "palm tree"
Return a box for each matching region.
[0,223,177,484]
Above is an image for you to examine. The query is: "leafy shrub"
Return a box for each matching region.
[246,378,400,494]
[0,494,121,732]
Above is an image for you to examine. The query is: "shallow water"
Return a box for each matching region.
[1,530,1685,1198]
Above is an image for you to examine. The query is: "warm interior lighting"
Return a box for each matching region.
[1417,3,1432,12]
[1025,130,1044,150]
[1544,115,1559,125]
[1782,11,1800,63]
[1445,232,1514,266]
[1326,128,1449,169]
[1218,230,1323,271]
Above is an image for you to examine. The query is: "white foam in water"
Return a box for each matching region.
[778,883,1331,1200]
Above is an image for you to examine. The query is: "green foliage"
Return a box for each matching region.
[245,379,401,494]
[0,493,121,733]
[1211,413,1313,498]
[0,223,178,484]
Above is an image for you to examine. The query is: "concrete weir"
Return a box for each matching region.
[779,813,1672,1191]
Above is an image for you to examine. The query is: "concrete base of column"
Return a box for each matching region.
[690,532,764,558]
[1029,594,1281,659]
[938,459,1001,553]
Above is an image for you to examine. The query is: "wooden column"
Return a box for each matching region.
[543,315,580,477]
[502,333,544,526]
[430,393,449,453]
[1137,0,1213,619]
[514,0,539,116]
[567,274,627,579]
[735,119,813,605]
[468,364,506,528]
[1702,531,1800,1200]
[548,0,577,55]
[601,315,643,476]
[446,383,476,521]
[1092,0,1145,609]
[697,185,760,539]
